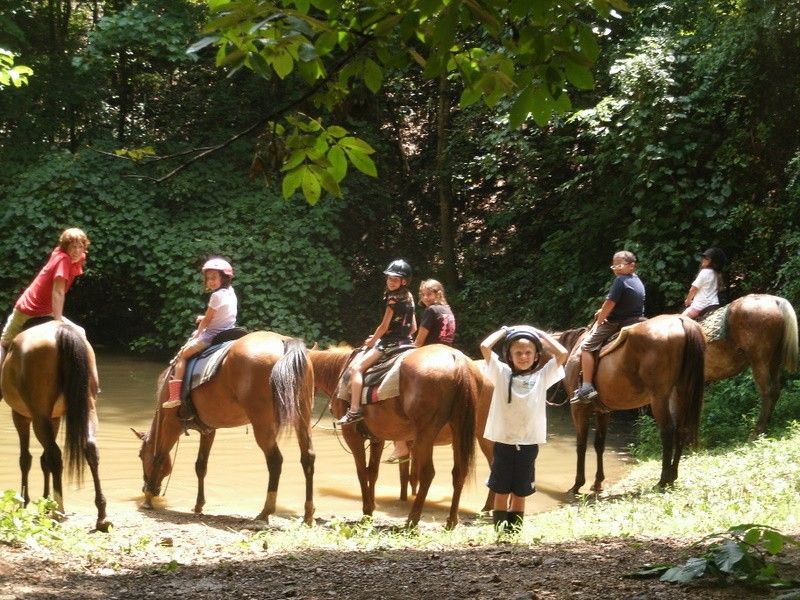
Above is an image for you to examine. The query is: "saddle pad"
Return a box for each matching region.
[335,347,412,405]
[183,340,236,399]
[699,305,729,342]
[598,324,636,358]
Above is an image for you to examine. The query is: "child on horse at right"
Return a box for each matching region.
[683,247,726,319]
[163,257,237,408]
[571,250,646,404]
[338,259,416,425]
[385,278,456,463]
[480,325,568,532]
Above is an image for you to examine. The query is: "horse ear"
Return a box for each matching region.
[130,427,146,440]
[309,342,319,351]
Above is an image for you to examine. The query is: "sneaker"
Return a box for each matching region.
[570,383,598,405]
[337,410,364,425]
[162,398,181,409]
[383,454,410,465]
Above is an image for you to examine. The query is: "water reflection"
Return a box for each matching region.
[0,352,633,523]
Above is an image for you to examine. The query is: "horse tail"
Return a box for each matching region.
[56,324,90,482]
[450,355,477,478]
[678,317,706,447]
[270,338,309,428]
[778,298,799,372]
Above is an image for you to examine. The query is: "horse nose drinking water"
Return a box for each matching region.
[133,331,316,523]
[1,320,109,531]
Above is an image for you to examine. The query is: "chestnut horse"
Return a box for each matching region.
[310,345,485,528]
[1,321,109,531]
[561,315,706,493]
[703,294,798,435]
[133,332,315,523]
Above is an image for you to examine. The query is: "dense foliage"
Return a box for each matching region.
[1,2,799,432]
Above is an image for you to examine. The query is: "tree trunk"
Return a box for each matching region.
[435,74,458,290]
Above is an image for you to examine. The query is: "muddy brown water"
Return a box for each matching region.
[0,352,634,524]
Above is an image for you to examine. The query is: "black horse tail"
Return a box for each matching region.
[271,338,310,428]
[57,324,90,482]
[678,317,706,447]
[450,354,477,481]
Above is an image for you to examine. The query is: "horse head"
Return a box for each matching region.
[131,426,172,503]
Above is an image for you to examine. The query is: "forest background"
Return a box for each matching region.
[1,0,799,366]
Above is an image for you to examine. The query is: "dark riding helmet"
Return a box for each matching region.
[702,247,727,270]
[502,325,543,367]
[383,259,412,280]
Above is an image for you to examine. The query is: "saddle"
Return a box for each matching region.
[698,305,729,342]
[178,327,249,430]
[336,345,414,405]
[598,317,647,358]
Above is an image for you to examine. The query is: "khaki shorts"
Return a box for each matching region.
[179,337,210,359]
[1,309,87,347]
[580,320,623,353]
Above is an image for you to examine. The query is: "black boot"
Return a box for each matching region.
[492,510,509,532]
[507,511,524,533]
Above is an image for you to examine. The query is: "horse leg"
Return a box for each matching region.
[193,430,216,514]
[652,405,677,487]
[406,433,438,528]
[590,411,610,492]
[257,441,282,522]
[39,417,60,500]
[294,419,316,525]
[399,460,410,501]
[11,411,32,506]
[365,436,385,516]
[568,405,590,494]
[31,416,64,517]
[83,403,109,531]
[751,359,781,437]
[477,436,494,511]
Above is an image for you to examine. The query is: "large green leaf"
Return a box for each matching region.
[327,145,348,182]
[344,148,377,177]
[302,165,322,204]
[363,58,383,93]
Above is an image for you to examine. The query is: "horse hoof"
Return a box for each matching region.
[95,519,113,533]
[193,506,204,514]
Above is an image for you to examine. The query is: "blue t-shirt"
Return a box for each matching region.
[607,273,645,322]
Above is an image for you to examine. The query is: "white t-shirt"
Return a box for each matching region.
[198,286,238,343]
[483,354,565,445]
[690,268,718,310]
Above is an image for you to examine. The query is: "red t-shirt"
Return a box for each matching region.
[15,247,85,316]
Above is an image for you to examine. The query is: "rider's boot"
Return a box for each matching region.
[163,379,182,408]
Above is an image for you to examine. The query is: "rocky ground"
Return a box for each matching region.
[1,508,798,600]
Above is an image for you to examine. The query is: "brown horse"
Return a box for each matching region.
[1,321,109,531]
[561,315,706,493]
[310,345,486,528]
[133,332,316,523]
[703,294,798,435]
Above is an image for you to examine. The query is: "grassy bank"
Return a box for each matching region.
[3,423,798,557]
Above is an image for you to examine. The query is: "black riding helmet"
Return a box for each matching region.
[702,247,727,270]
[502,325,543,366]
[383,259,412,280]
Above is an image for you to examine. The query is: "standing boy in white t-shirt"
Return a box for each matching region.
[479,325,568,532]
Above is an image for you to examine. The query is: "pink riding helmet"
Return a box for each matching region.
[202,257,233,277]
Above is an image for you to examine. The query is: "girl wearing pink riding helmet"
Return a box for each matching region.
[163,257,238,408]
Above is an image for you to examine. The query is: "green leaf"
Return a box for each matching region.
[564,58,594,89]
[186,35,220,54]
[459,86,482,108]
[660,557,708,583]
[713,541,746,573]
[326,125,348,138]
[344,149,378,177]
[271,52,295,79]
[281,167,304,199]
[282,150,306,172]
[339,137,375,154]
[301,166,322,204]
[310,165,342,198]
[530,84,553,127]
[363,58,383,93]
[509,85,535,129]
[327,146,347,182]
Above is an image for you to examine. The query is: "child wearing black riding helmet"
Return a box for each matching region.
[683,247,726,319]
[338,259,417,425]
[480,324,568,533]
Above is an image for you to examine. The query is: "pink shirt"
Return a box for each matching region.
[15,247,85,316]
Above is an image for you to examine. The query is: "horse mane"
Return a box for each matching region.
[554,327,587,353]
